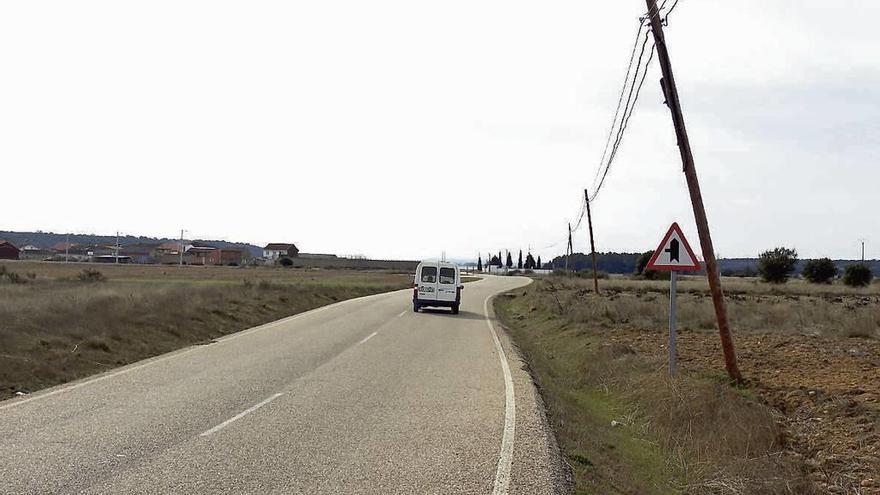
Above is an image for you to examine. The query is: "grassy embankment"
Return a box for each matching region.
[0,261,412,400]
[496,275,880,495]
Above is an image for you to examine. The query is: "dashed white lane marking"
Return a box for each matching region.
[199,393,284,437]
[358,331,378,345]
[485,295,516,495]
[397,311,407,318]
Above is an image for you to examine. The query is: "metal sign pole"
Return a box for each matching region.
[668,270,678,377]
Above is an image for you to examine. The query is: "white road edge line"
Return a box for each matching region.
[485,295,515,495]
[199,393,284,437]
[358,331,378,345]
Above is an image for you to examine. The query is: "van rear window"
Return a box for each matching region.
[421,266,437,283]
[439,267,455,284]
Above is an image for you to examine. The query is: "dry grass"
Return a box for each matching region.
[553,276,880,340]
[601,273,880,297]
[495,277,821,495]
[0,261,411,399]
[0,259,411,286]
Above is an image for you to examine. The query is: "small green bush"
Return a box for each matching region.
[758,247,798,284]
[842,263,873,287]
[278,257,294,267]
[801,258,837,284]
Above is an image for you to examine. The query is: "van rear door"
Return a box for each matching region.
[436,265,458,302]
[418,264,438,301]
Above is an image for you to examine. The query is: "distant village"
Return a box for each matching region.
[0,239,316,266]
[0,236,420,271]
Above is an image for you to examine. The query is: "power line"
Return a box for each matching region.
[662,0,680,25]
[546,2,682,253]
[592,34,656,202]
[590,1,681,203]
[592,20,647,187]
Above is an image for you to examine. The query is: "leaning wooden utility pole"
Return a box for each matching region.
[585,189,600,294]
[644,0,742,382]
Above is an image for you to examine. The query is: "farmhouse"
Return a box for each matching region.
[263,243,298,261]
[120,243,160,264]
[182,246,216,265]
[0,240,21,260]
[209,248,244,266]
[19,245,55,261]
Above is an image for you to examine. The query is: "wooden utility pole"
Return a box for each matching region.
[585,189,600,294]
[644,0,742,382]
[565,223,573,275]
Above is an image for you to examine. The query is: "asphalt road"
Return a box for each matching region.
[0,276,567,494]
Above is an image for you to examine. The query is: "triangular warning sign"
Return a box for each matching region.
[646,222,701,272]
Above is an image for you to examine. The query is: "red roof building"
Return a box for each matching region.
[0,240,21,260]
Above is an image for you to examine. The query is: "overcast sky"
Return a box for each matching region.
[2,1,877,261]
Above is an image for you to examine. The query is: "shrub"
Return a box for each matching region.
[757,247,798,284]
[278,257,294,267]
[635,251,652,276]
[77,269,106,282]
[634,250,668,280]
[801,258,837,284]
[842,263,873,287]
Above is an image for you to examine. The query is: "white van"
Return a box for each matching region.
[413,261,463,314]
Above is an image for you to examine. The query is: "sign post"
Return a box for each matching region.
[646,222,701,377]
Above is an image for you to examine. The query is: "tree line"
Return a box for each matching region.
[756,248,873,287]
[477,250,542,271]
[474,247,875,287]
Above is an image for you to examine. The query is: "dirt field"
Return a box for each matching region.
[0,261,412,400]
[496,275,879,495]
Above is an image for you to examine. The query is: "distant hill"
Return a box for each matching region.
[546,252,880,276]
[0,231,263,258]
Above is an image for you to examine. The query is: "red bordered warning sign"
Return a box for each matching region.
[646,222,701,272]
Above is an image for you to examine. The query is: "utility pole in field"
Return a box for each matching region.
[179,229,186,266]
[565,222,571,275]
[645,0,742,382]
[115,231,120,264]
[65,233,69,263]
[860,238,866,261]
[585,189,600,294]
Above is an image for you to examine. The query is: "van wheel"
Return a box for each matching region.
[451,304,460,315]
[413,302,420,312]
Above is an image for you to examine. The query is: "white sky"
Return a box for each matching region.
[2,1,878,261]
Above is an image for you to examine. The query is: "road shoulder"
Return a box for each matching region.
[486,281,571,495]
